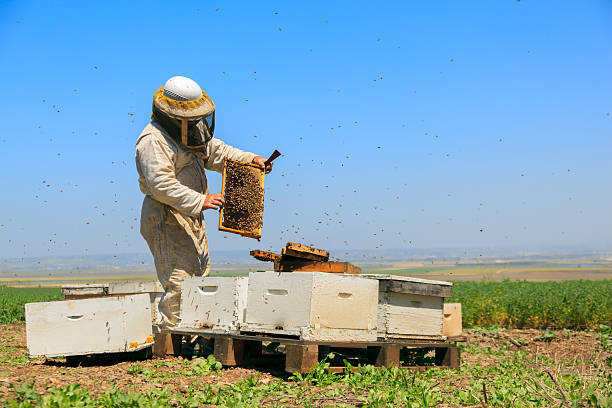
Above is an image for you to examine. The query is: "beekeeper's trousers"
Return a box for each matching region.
[140,196,210,327]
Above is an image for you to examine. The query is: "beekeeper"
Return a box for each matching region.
[136,76,272,328]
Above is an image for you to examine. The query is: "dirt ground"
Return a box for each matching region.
[0,323,607,402]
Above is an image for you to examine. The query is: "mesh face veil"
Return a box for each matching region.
[181,112,215,150]
[203,112,215,136]
[152,76,216,150]
[151,106,214,150]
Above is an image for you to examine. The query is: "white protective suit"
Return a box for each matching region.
[136,121,256,327]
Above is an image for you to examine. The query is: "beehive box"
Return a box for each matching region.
[442,303,462,337]
[219,159,265,239]
[361,275,452,340]
[179,276,248,333]
[61,281,164,326]
[242,272,379,341]
[26,294,153,358]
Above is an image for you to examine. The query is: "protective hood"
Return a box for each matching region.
[152,84,216,149]
[151,105,214,150]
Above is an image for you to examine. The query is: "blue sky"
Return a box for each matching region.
[0,0,611,259]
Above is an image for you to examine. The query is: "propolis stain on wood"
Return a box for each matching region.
[219,159,265,239]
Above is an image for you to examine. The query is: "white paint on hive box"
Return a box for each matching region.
[242,272,379,341]
[26,294,152,358]
[61,281,164,297]
[362,275,451,339]
[61,281,164,326]
[179,277,248,332]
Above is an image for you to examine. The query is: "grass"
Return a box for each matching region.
[0,286,62,324]
[447,279,612,329]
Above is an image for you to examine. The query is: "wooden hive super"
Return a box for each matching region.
[242,272,379,341]
[26,294,153,358]
[179,276,248,333]
[61,281,164,326]
[219,159,265,240]
[362,274,452,340]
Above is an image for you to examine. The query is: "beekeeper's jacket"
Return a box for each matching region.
[136,121,256,327]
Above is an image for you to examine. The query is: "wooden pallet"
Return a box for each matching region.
[160,328,462,373]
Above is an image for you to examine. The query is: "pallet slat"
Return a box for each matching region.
[285,344,319,373]
[153,333,182,357]
[168,327,450,346]
[368,345,401,367]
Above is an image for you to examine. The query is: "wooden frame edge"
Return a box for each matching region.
[217,159,265,241]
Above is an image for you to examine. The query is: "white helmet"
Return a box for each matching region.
[153,76,215,149]
[162,76,203,101]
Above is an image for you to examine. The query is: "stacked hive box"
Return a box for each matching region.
[442,303,462,337]
[179,277,248,332]
[362,275,452,340]
[241,272,379,341]
[42,271,457,362]
[61,281,164,326]
[26,294,153,358]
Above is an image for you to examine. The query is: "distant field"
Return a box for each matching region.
[362,267,448,275]
[0,274,157,287]
[4,258,612,284]
[6,267,612,285]
[367,263,612,281]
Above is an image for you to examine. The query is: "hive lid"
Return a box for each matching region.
[361,274,452,297]
[361,274,452,286]
[61,281,164,295]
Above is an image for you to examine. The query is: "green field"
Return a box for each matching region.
[0,286,62,324]
[447,279,612,329]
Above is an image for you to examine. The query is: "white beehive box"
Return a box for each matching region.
[242,272,379,341]
[61,281,164,326]
[179,276,248,332]
[26,294,153,358]
[362,275,452,340]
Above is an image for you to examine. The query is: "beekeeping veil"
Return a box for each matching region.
[152,76,215,149]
